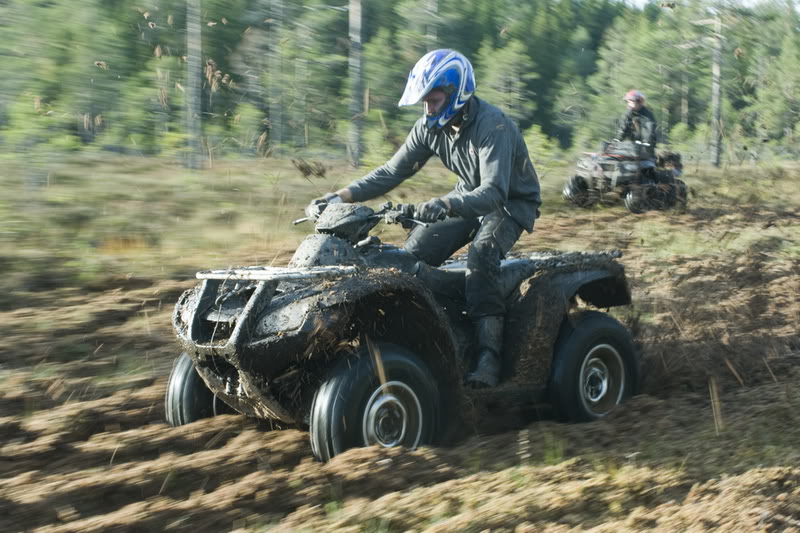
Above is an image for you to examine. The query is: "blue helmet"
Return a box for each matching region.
[398,49,476,130]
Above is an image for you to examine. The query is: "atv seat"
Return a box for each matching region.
[414,251,630,309]
[414,258,537,301]
[602,140,652,162]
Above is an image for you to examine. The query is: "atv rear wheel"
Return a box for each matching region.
[165,353,233,426]
[673,179,689,212]
[549,311,638,422]
[310,343,440,462]
[623,186,648,214]
[563,175,595,208]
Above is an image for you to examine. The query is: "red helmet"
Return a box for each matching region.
[624,89,646,104]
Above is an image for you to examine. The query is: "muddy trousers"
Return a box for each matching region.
[403,209,527,319]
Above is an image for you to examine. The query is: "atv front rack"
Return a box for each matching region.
[196,265,358,281]
[178,265,359,350]
[174,265,363,422]
[185,265,359,348]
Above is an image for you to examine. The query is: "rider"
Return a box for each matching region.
[305,49,541,388]
[616,89,657,160]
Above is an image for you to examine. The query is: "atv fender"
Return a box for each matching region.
[206,270,460,424]
[504,265,630,390]
[552,269,631,308]
[249,270,459,373]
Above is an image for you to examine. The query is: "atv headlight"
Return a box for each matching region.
[254,298,313,337]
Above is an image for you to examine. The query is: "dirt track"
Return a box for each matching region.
[2,198,800,532]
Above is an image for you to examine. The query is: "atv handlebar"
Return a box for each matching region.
[379,202,430,228]
[610,139,651,147]
[291,202,430,228]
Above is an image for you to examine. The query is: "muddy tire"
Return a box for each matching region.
[165,353,231,426]
[623,186,648,214]
[310,343,440,462]
[562,176,595,207]
[549,311,638,422]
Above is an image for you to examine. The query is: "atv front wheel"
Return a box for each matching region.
[549,312,638,422]
[165,353,233,426]
[562,176,595,208]
[310,343,440,462]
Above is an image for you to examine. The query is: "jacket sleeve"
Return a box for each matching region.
[640,115,657,147]
[345,121,434,202]
[444,122,511,218]
[616,111,632,141]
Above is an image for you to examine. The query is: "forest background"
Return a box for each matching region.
[2,0,799,174]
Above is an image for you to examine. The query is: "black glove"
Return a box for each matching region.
[305,192,341,220]
[396,203,416,218]
[414,197,449,223]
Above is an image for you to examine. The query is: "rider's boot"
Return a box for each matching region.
[465,316,504,388]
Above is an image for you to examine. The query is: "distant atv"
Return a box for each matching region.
[165,202,639,461]
[563,140,688,214]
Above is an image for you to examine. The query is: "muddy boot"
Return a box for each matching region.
[465,316,504,388]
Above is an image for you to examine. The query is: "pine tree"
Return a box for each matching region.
[476,39,537,124]
[752,33,800,143]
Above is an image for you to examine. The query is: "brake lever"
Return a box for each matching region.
[385,210,429,228]
[406,218,429,228]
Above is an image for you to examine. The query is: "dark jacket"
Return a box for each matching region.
[616,106,657,158]
[345,97,541,232]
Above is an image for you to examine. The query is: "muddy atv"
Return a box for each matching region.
[563,140,688,214]
[165,202,639,461]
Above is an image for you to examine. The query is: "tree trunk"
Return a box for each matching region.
[268,0,284,154]
[348,0,364,166]
[681,65,689,126]
[709,13,722,167]
[186,0,202,169]
[295,21,310,149]
[660,64,670,137]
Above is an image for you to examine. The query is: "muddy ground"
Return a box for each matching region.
[2,187,800,532]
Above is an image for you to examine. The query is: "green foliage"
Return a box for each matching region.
[362,112,398,168]
[667,123,691,145]
[3,94,78,149]
[229,103,268,155]
[394,0,438,62]
[476,38,538,124]
[748,34,800,144]
[523,124,563,178]
[363,27,412,140]
[0,0,796,163]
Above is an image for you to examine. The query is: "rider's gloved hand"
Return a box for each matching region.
[305,192,342,220]
[414,197,449,223]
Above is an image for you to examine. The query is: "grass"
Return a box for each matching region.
[1,154,462,297]
[3,153,798,291]
[2,154,797,373]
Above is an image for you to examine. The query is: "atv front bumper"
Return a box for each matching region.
[173,266,357,423]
